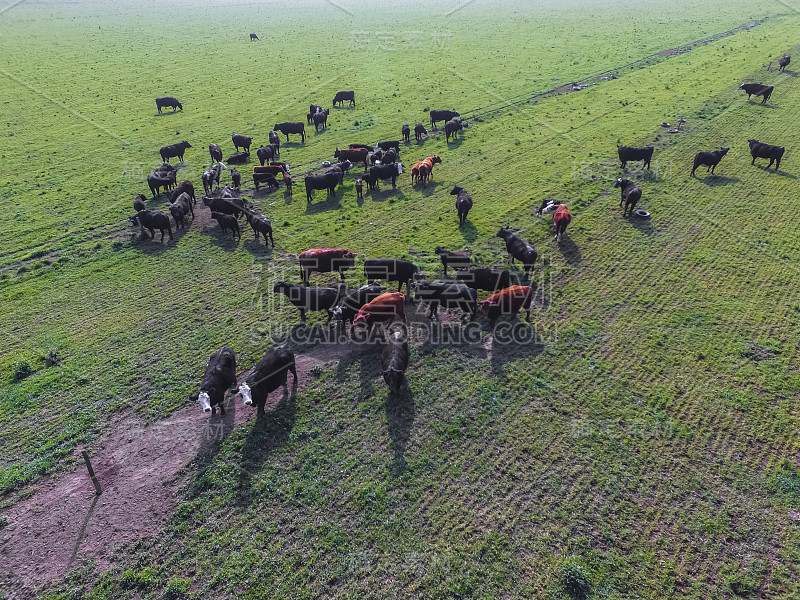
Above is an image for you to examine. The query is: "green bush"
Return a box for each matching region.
[561,560,591,599]
[164,577,191,599]
[12,359,33,382]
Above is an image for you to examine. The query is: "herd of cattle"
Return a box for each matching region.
[140,65,791,412]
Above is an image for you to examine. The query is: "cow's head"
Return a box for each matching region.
[432,155,442,165]
[239,382,253,407]
[450,185,463,195]
[496,227,511,239]
[177,102,183,110]
[127,214,140,226]
[197,390,213,413]
[182,141,192,148]
[614,178,624,188]
[719,147,730,156]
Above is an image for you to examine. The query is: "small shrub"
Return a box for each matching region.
[12,359,33,382]
[45,348,60,367]
[164,577,191,599]
[561,560,591,599]
[310,365,323,378]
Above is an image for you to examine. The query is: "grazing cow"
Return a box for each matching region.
[748,139,785,170]
[129,210,172,242]
[478,285,534,325]
[551,204,572,242]
[355,178,363,199]
[305,172,339,203]
[268,130,280,155]
[230,168,241,188]
[155,97,182,113]
[333,90,355,107]
[245,211,274,246]
[170,191,194,228]
[273,122,306,143]
[614,178,642,217]
[456,268,513,292]
[691,147,730,176]
[252,144,277,165]
[382,329,409,396]
[434,247,472,275]
[414,123,427,141]
[738,83,773,103]
[780,55,791,71]
[381,149,398,164]
[133,193,147,212]
[250,33,259,40]
[416,155,442,188]
[429,109,460,128]
[168,180,195,205]
[147,169,176,198]
[273,280,340,323]
[239,345,296,417]
[159,141,192,163]
[414,281,477,321]
[450,185,472,226]
[364,258,420,294]
[617,145,654,170]
[496,228,538,277]
[192,346,237,414]
[445,118,463,142]
[254,164,286,191]
[334,147,369,171]
[368,163,401,189]
[313,109,329,132]
[377,141,400,153]
[326,163,347,186]
[204,195,245,219]
[211,211,240,239]
[202,162,224,193]
[332,283,383,328]
[535,198,562,217]
[362,170,379,190]
[353,292,406,330]
[232,133,253,154]
[402,124,410,143]
[299,248,355,285]
[209,143,223,163]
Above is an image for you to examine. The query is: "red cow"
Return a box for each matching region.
[552,205,571,242]
[353,292,406,329]
[298,248,356,285]
[477,285,534,324]
[415,155,442,188]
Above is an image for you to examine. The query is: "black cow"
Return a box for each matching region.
[364,258,420,294]
[159,141,192,163]
[614,178,642,217]
[192,346,237,414]
[238,345,296,416]
[362,170,379,190]
[370,150,384,165]
[326,163,347,185]
[155,97,182,113]
[368,163,401,189]
[274,122,305,143]
[245,212,274,246]
[748,139,785,170]
[434,247,472,275]
[430,110,460,128]
[414,281,477,320]
[170,191,194,228]
[496,228,537,278]
[450,185,472,227]
[133,193,146,212]
[313,109,329,132]
[455,268,513,292]
[129,210,172,242]
[256,144,279,166]
[333,90,355,107]
[147,170,176,198]
[310,103,324,116]
[377,141,400,153]
[779,55,791,71]
[211,211,241,238]
[414,123,427,141]
[332,283,383,327]
[204,192,245,219]
[250,33,259,41]
[355,178,363,199]
[334,147,369,171]
[381,149,397,164]
[232,133,253,154]
[202,162,224,193]
[738,83,773,103]
[617,145,654,170]
[273,281,340,322]
[229,168,241,188]
[402,124,410,143]
[691,148,729,176]
[445,119,463,142]
[381,329,409,396]
[305,173,339,203]
[209,143,223,163]
[255,172,279,192]
[268,131,280,154]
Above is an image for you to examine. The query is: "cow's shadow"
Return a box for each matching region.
[234,381,297,506]
[282,141,305,149]
[154,111,180,117]
[312,128,328,136]
[557,234,582,264]
[369,187,405,201]
[446,136,464,149]
[697,175,739,186]
[748,100,777,109]
[385,382,415,476]
[242,238,274,258]
[305,195,343,214]
[626,214,655,235]
[207,228,242,251]
[189,396,236,498]
[756,166,796,178]
[419,181,444,196]
[335,343,380,400]
[332,105,355,110]
[489,325,544,375]
[459,220,478,243]
[131,231,174,254]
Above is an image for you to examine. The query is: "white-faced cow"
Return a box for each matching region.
[192,346,237,414]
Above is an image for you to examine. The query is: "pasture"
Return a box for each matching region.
[1,0,800,598]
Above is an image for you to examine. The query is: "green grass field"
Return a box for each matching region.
[2,0,800,598]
